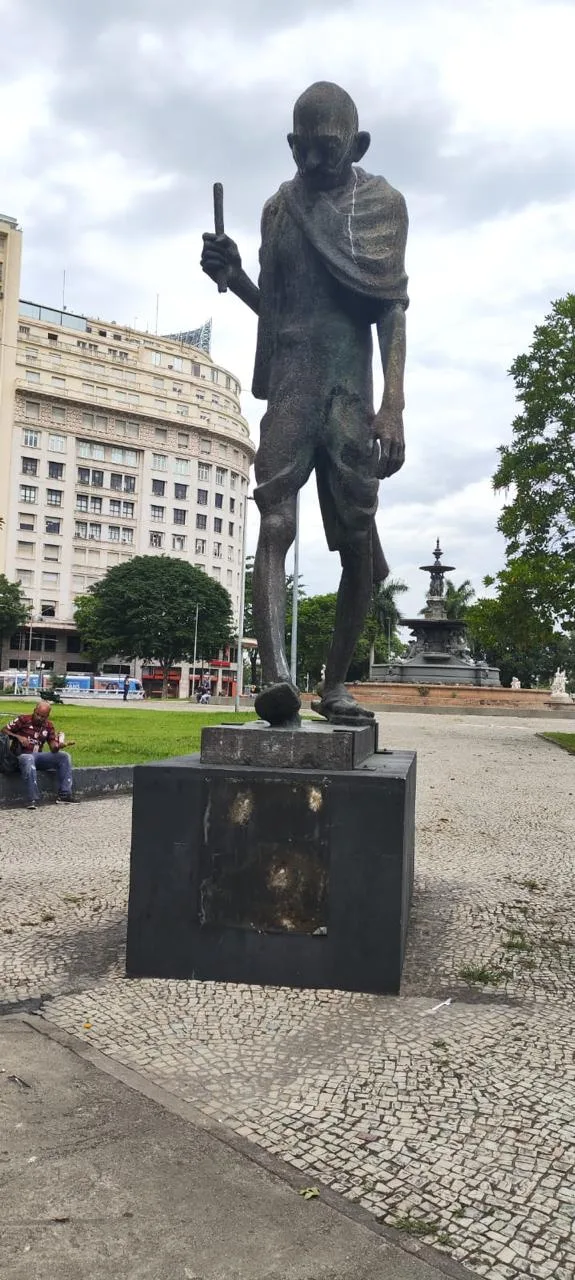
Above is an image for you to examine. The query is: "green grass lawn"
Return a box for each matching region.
[0,701,256,766]
[541,732,575,755]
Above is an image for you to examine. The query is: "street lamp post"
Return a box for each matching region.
[290,491,300,686]
[26,614,35,691]
[234,495,250,713]
[191,603,199,701]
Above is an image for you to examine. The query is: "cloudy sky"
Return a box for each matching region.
[2,0,574,616]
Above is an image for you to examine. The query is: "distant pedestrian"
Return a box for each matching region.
[123,675,130,702]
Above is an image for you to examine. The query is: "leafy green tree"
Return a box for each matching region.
[466,560,574,687]
[76,557,233,698]
[363,578,409,672]
[493,294,575,626]
[0,575,29,655]
[73,593,114,672]
[242,556,306,686]
[296,593,337,684]
[444,578,475,620]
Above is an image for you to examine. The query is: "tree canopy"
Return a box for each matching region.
[0,575,29,646]
[74,556,233,696]
[443,578,475,620]
[493,293,575,626]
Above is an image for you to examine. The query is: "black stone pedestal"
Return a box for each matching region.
[126,746,416,995]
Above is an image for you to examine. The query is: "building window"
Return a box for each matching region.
[108,526,120,542]
[195,538,206,554]
[19,485,37,503]
[229,497,235,512]
[22,457,38,476]
[77,467,90,485]
[212,565,221,578]
[153,377,164,389]
[91,470,104,487]
[227,569,233,585]
[51,376,65,387]
[174,483,188,500]
[16,540,35,557]
[46,489,62,507]
[210,369,218,383]
[152,479,165,497]
[150,505,165,521]
[24,402,40,423]
[48,331,58,344]
[90,496,102,514]
[230,473,237,488]
[155,427,167,441]
[175,457,190,475]
[126,422,139,438]
[77,494,89,512]
[228,522,234,536]
[48,461,64,480]
[213,542,222,558]
[200,438,212,455]
[19,324,30,336]
[121,528,133,544]
[176,405,189,417]
[227,546,234,561]
[88,523,101,541]
[216,467,227,484]
[173,509,186,525]
[26,370,40,383]
[197,488,208,505]
[214,518,222,533]
[149,531,164,548]
[16,568,33,585]
[48,432,66,450]
[192,363,201,377]
[172,534,186,552]
[19,513,36,531]
[45,517,61,534]
[22,429,40,450]
[42,571,60,586]
[122,501,134,518]
[109,499,121,516]
[172,356,183,372]
[110,473,122,491]
[214,493,224,509]
[154,398,166,410]
[151,351,161,366]
[43,544,60,562]
[51,407,65,424]
[78,438,105,459]
[196,514,207,530]
[198,463,211,481]
[152,453,167,471]
[124,475,135,493]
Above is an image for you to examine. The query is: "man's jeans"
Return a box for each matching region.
[18,751,73,804]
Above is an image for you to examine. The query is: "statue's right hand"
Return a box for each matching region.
[201,232,242,285]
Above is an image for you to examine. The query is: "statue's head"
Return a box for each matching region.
[288,81,370,191]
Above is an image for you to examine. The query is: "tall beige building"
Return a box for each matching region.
[0,215,255,685]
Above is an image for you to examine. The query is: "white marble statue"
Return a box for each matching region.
[511,676,521,690]
[551,668,567,696]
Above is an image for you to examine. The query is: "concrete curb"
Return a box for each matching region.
[17,1012,478,1280]
[0,763,133,808]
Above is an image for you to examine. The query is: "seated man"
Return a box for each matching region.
[3,701,74,809]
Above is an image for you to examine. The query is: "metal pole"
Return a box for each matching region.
[290,491,300,686]
[234,496,249,713]
[27,616,34,690]
[191,603,199,701]
[388,618,392,663]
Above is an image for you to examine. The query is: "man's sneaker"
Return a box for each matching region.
[56,792,76,804]
[26,801,37,810]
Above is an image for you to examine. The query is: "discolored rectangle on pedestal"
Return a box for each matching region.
[200,719,378,770]
[126,749,416,995]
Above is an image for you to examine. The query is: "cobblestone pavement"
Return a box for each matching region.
[1,713,575,1279]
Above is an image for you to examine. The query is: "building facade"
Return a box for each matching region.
[0,215,255,685]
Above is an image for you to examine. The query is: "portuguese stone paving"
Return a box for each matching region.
[1,712,575,1279]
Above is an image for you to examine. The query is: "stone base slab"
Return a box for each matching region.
[200,720,378,770]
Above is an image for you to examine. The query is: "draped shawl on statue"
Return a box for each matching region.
[252,167,409,400]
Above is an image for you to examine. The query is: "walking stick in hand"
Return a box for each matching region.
[213,182,228,294]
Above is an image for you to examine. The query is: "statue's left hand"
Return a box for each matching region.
[372,406,405,479]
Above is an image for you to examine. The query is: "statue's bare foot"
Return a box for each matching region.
[311,683,375,724]
[255,681,302,727]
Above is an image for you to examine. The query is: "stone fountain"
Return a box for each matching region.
[372,540,500,687]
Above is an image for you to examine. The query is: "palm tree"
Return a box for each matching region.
[444,578,475,620]
[365,578,409,672]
